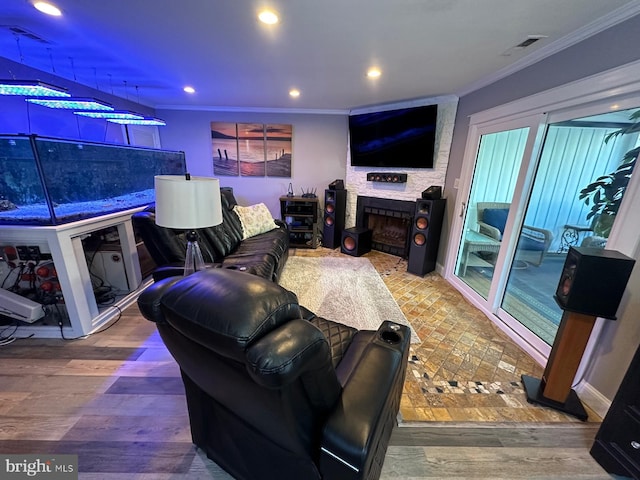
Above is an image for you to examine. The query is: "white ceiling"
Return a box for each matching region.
[1,0,639,112]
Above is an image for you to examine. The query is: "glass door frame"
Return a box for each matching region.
[446,113,551,364]
[445,61,640,367]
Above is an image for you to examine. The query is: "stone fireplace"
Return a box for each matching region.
[356,196,416,257]
[340,97,457,267]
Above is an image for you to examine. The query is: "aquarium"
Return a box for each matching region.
[0,134,185,225]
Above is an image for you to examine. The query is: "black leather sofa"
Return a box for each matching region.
[138,268,410,480]
[132,187,289,281]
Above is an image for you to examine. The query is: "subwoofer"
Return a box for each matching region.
[407,198,446,276]
[323,189,346,249]
[555,246,635,319]
[341,227,372,257]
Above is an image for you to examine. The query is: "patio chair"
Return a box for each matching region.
[476,202,553,266]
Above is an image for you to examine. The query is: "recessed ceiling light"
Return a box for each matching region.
[289,89,300,98]
[367,68,381,78]
[258,10,279,25]
[183,86,195,94]
[33,1,62,16]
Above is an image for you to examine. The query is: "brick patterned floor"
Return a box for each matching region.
[291,247,600,423]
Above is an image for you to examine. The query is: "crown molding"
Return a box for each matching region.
[155,104,349,115]
[156,96,461,116]
[456,0,640,97]
[349,95,459,115]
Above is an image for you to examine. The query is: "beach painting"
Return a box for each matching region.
[211,122,292,177]
[211,122,240,176]
[266,124,292,177]
[237,123,266,176]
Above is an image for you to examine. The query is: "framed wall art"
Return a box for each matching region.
[211,122,292,177]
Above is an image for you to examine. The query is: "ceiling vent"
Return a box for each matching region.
[516,38,540,48]
[501,35,547,56]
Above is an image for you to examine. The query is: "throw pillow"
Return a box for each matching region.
[234,203,278,240]
[482,208,509,235]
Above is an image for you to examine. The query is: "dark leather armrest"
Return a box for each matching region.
[274,218,288,229]
[137,276,184,323]
[320,322,410,479]
[152,264,186,281]
[152,263,220,281]
[246,319,341,409]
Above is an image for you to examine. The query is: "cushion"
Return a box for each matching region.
[482,208,509,234]
[234,203,278,240]
[518,236,545,251]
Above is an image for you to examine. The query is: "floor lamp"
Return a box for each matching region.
[154,174,223,276]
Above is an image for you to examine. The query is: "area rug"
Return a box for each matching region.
[278,256,420,343]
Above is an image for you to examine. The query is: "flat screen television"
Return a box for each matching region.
[349,104,437,168]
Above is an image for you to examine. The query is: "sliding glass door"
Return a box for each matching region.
[450,103,639,357]
[454,126,530,298]
[500,106,640,345]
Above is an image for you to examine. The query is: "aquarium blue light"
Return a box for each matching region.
[0,80,70,97]
[74,110,144,119]
[107,117,166,126]
[26,97,114,110]
[0,134,187,226]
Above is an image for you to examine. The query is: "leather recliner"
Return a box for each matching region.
[138,267,410,480]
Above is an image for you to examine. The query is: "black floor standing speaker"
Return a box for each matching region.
[341,227,372,257]
[323,189,346,249]
[407,198,446,276]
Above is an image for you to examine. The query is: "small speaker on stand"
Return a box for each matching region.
[522,246,635,420]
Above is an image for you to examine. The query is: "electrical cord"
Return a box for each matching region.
[28,262,36,291]
[9,263,25,292]
[0,265,15,289]
[0,336,16,346]
[56,303,123,341]
[0,320,18,341]
[0,318,33,346]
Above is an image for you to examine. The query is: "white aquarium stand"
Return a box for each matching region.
[0,208,146,338]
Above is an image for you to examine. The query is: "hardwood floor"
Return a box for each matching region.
[385,425,613,479]
[0,251,617,478]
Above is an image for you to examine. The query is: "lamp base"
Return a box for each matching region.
[521,375,588,421]
[184,230,206,276]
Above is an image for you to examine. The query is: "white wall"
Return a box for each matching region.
[156,109,347,217]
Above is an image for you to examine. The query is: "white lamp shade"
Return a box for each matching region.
[154,175,223,229]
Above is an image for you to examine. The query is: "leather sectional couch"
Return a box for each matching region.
[132,187,289,281]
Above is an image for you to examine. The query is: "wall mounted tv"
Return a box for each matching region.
[349,104,437,168]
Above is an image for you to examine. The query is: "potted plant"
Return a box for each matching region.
[579,109,639,237]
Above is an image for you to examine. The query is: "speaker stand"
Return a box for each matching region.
[521,310,597,422]
[521,375,588,421]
